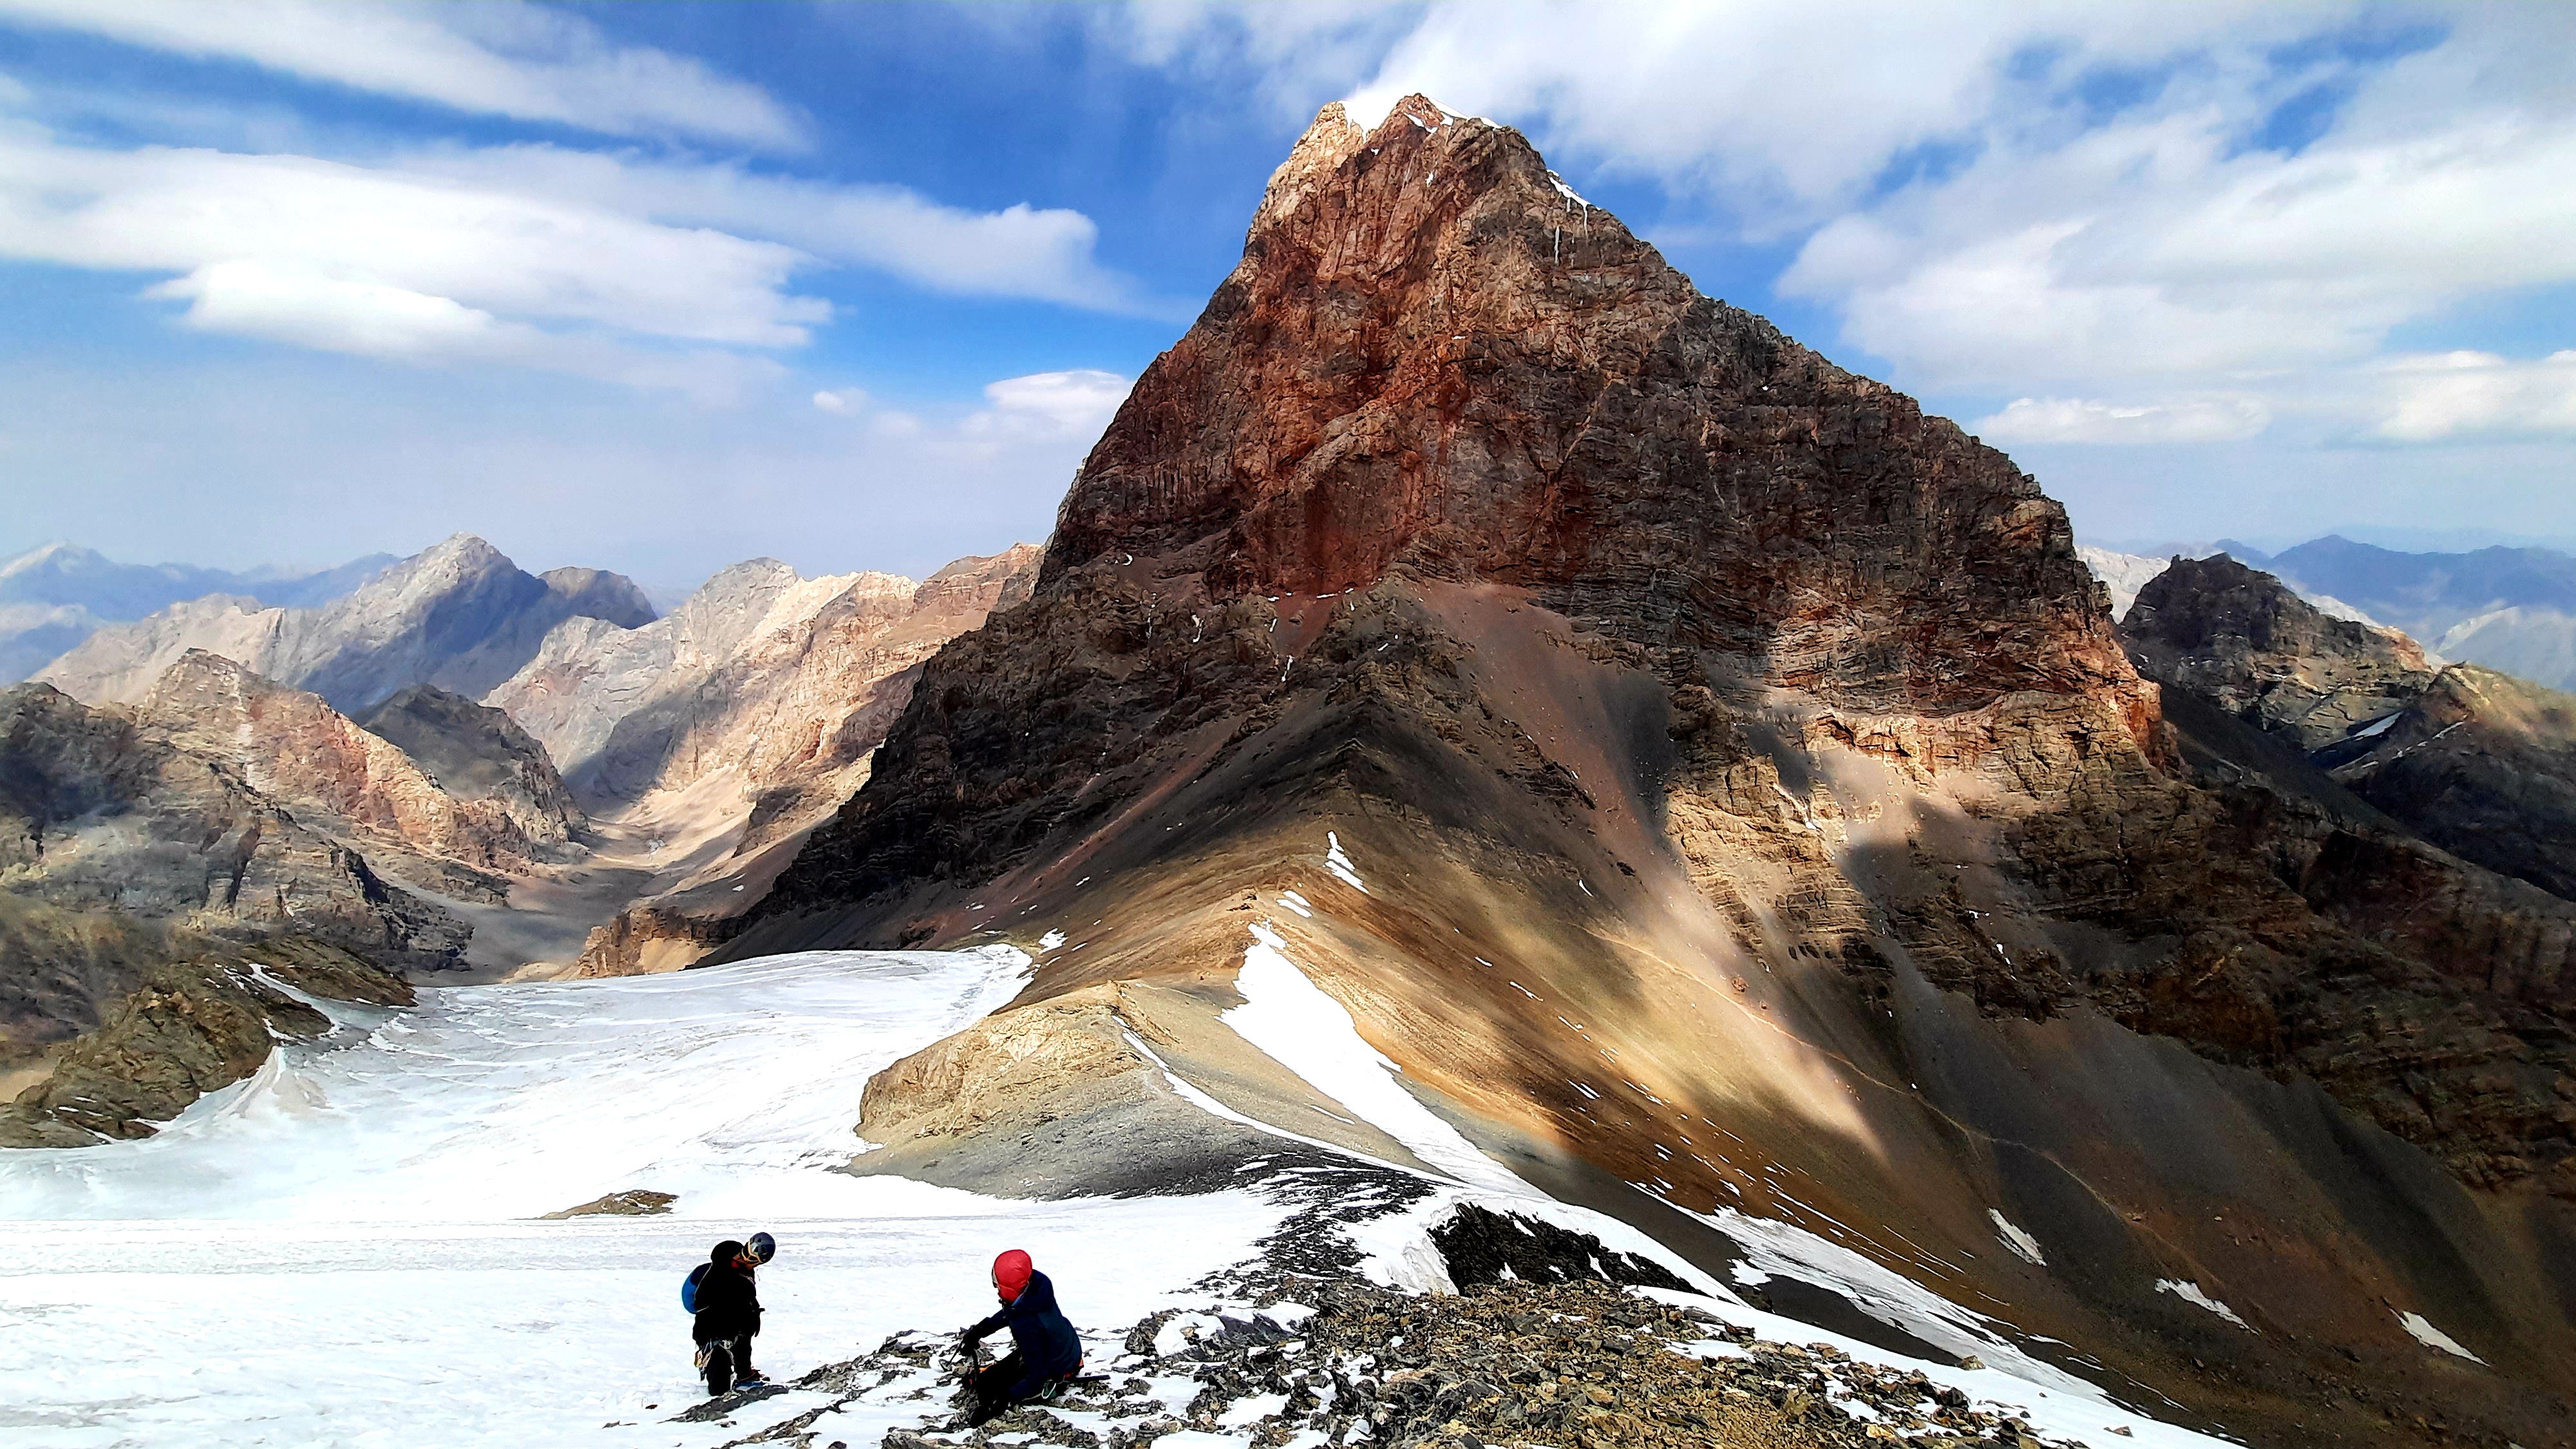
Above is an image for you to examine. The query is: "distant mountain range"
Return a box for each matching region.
[2081,535,2576,691]
[0,543,397,683]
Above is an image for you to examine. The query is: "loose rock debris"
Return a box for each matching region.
[703,1275,2070,1449]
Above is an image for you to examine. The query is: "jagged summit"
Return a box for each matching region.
[1053,93,2139,726]
[728,99,2576,1444]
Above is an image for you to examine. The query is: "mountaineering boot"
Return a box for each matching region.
[731,1336,762,1385]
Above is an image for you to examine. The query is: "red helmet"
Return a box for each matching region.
[991,1249,1034,1302]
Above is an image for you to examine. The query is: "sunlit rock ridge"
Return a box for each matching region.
[731,96,2576,1446]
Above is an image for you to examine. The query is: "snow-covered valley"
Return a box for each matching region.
[0,941,2248,1449]
[0,951,1293,1447]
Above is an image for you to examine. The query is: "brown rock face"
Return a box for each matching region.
[2,679,462,1135]
[139,650,551,883]
[1054,97,2145,726]
[2123,554,2437,749]
[357,683,584,849]
[739,99,2576,1441]
[0,938,411,1148]
[2322,663,2576,902]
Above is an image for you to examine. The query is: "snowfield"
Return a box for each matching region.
[0,949,1293,1447]
[1,936,2237,1449]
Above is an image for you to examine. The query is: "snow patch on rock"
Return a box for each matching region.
[2156,1278,2252,1331]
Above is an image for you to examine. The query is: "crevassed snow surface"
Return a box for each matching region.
[0,949,1292,1448]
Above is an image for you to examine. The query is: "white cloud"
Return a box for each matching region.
[1308,1,2333,222]
[2374,352,2576,442]
[0,126,1159,391]
[0,0,804,147]
[1788,101,2576,390]
[406,145,1170,316]
[0,133,824,345]
[965,370,1133,437]
[812,388,867,415]
[1976,393,2271,444]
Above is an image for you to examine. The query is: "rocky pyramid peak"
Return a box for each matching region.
[1045,92,2134,724]
[537,567,655,629]
[2122,552,2436,749]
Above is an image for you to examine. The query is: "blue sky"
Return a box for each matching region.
[3,1,2572,591]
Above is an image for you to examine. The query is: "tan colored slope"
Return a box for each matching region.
[485,546,1041,976]
[139,650,551,885]
[724,97,2576,1446]
[772,577,2573,1447]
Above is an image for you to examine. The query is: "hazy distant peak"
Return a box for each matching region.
[538,566,655,629]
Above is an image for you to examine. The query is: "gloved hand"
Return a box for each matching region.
[958,1329,984,1354]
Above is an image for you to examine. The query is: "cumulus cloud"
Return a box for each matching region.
[0,0,804,147]
[0,126,1160,392]
[406,145,1172,316]
[811,387,867,415]
[961,369,1134,442]
[1975,393,2272,445]
[2374,352,2576,442]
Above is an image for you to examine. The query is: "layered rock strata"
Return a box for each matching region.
[502,547,1039,974]
[140,650,556,882]
[0,938,410,1147]
[2,679,466,1132]
[731,98,2575,1440]
[356,683,585,849]
[2123,553,2438,748]
[2321,665,2576,901]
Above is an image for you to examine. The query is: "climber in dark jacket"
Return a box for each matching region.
[693,1239,764,1390]
[960,1249,1081,1423]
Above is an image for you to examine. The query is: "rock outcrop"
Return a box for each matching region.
[1,679,467,1124]
[2319,663,2576,902]
[39,534,652,713]
[0,938,410,1148]
[728,98,2576,1443]
[138,651,556,883]
[357,683,584,849]
[2121,558,2576,907]
[2123,553,2438,748]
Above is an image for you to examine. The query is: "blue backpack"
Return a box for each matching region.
[682,1263,708,1313]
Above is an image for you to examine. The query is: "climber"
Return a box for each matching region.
[689,1234,772,1395]
[958,1249,1082,1424]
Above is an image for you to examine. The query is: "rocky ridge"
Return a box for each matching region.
[0,541,393,684]
[2121,554,2438,750]
[0,937,410,1148]
[489,545,1041,976]
[2320,663,2576,902]
[728,97,2576,1441]
[140,650,564,886]
[356,682,585,849]
[2121,557,2576,909]
[1,679,468,1138]
[39,533,654,713]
